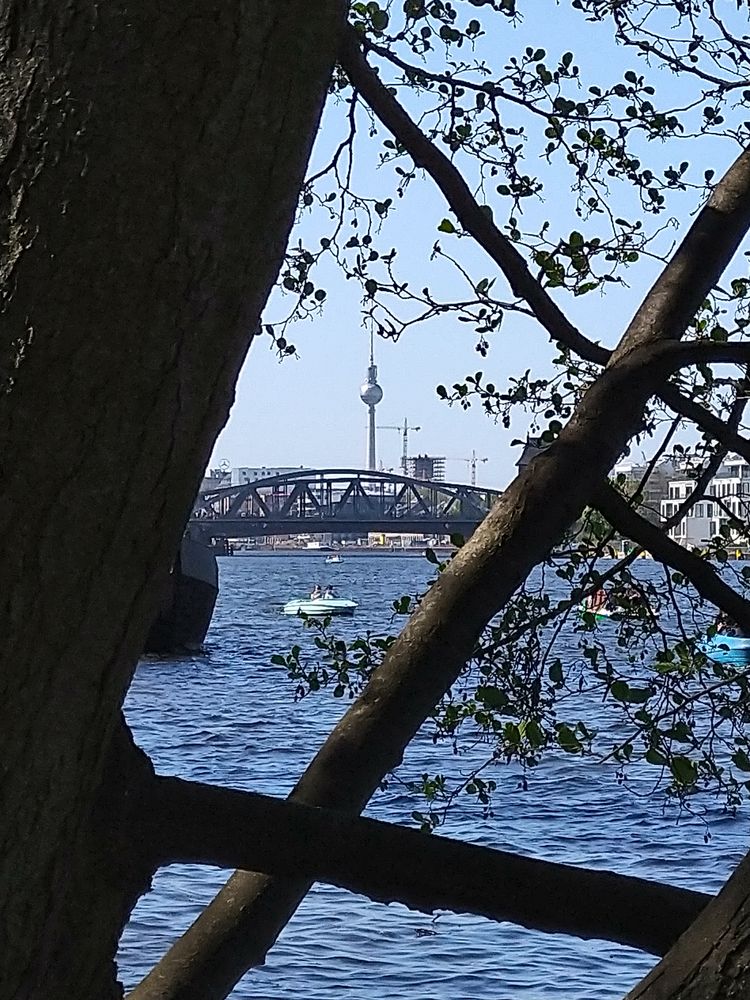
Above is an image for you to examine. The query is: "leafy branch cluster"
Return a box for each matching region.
[271,524,750,833]
[261,0,750,367]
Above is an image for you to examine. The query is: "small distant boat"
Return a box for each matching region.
[699,633,750,665]
[283,596,357,617]
[579,596,654,623]
[324,554,343,565]
[579,603,615,622]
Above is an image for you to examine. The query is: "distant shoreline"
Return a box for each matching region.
[220,547,454,558]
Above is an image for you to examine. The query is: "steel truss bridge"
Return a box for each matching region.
[190,468,502,539]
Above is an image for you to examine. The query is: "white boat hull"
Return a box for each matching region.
[579,603,614,621]
[700,634,750,664]
[283,597,357,617]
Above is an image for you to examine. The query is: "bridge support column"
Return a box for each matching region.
[144,534,219,654]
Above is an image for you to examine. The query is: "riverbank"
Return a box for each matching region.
[223,546,454,558]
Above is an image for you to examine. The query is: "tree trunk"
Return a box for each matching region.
[129,86,750,993]
[625,852,750,1000]
[0,3,344,996]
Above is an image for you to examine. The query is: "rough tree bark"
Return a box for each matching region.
[129,32,750,1000]
[625,854,750,999]
[0,2,345,997]
[149,776,708,956]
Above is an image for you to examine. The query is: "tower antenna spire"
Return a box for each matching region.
[360,330,383,470]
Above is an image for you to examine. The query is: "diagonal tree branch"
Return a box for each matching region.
[339,26,610,366]
[361,36,565,121]
[150,777,709,957]
[129,355,690,1000]
[130,46,750,1000]
[502,403,746,647]
[343,26,750,449]
[655,341,750,369]
[610,147,750,361]
[594,340,750,380]
[660,383,750,466]
[594,482,750,632]
[624,852,750,1000]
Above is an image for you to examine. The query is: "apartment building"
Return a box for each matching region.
[660,453,750,548]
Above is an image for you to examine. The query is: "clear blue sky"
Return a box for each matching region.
[211,3,746,488]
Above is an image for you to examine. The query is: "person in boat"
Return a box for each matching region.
[323,585,336,599]
[716,611,749,638]
[716,611,731,635]
[310,584,322,600]
[585,587,609,613]
[624,584,641,603]
[622,584,649,612]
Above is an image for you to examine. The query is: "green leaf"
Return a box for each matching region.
[624,686,652,705]
[504,722,521,746]
[270,654,286,666]
[556,723,583,753]
[437,218,456,233]
[525,719,545,748]
[610,680,630,702]
[477,684,508,709]
[425,547,439,564]
[670,756,698,786]
[370,7,389,30]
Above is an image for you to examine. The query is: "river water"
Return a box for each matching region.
[119,555,747,999]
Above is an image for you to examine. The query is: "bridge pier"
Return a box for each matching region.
[144,532,219,654]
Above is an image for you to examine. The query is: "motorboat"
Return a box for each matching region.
[579,602,615,622]
[324,554,343,565]
[699,633,750,665]
[283,596,358,617]
[579,595,653,623]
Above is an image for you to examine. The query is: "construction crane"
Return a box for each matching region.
[378,418,421,475]
[447,449,488,486]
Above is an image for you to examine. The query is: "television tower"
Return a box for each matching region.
[359,331,383,470]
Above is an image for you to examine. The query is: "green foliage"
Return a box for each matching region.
[271,615,398,701]
[273,531,750,828]
[261,0,750,369]
[266,1,750,830]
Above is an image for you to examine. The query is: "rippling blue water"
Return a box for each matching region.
[119,555,747,999]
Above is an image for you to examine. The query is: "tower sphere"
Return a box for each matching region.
[360,381,383,406]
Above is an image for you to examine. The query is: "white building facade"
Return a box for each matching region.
[660,453,750,548]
